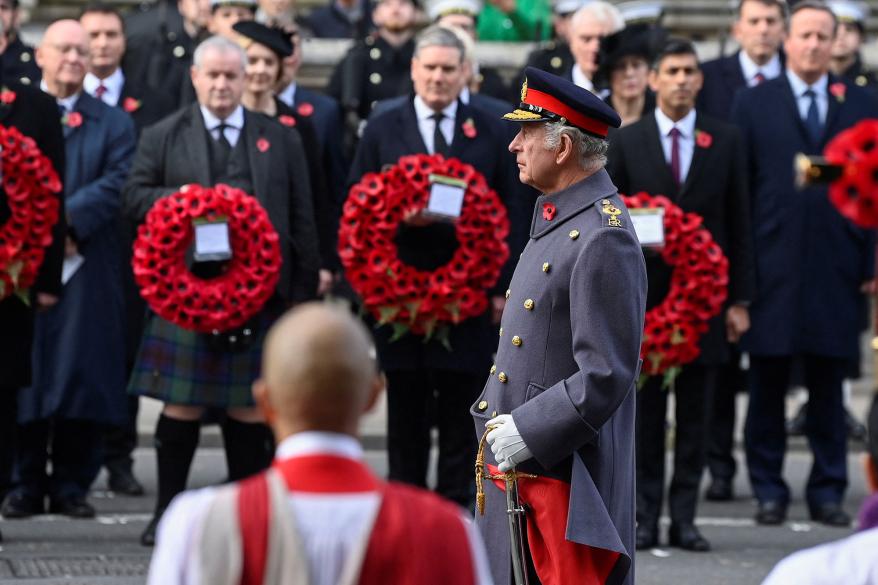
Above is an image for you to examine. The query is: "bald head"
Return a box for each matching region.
[257,303,379,436]
[37,19,89,98]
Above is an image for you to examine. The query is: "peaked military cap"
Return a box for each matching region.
[211,0,257,11]
[828,0,868,31]
[428,0,483,20]
[503,66,622,138]
[233,21,293,58]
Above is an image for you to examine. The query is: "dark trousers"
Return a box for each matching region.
[745,355,847,509]
[636,364,714,526]
[386,369,482,508]
[13,419,103,500]
[706,356,746,482]
[0,388,17,500]
[103,395,140,474]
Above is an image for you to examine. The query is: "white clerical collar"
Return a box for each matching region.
[84,67,125,100]
[199,104,245,130]
[738,50,781,84]
[785,69,828,98]
[41,80,80,112]
[654,106,696,139]
[571,64,595,93]
[413,94,458,122]
[275,432,364,461]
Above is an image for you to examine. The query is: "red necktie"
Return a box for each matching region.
[669,127,681,186]
[754,72,766,85]
[95,84,107,100]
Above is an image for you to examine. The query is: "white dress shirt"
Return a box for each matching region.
[738,51,782,87]
[413,95,457,155]
[147,431,493,585]
[654,107,697,185]
[571,64,596,94]
[277,81,296,108]
[199,104,244,148]
[761,528,878,585]
[84,68,125,107]
[786,70,829,125]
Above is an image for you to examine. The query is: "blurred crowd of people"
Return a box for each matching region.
[0,0,876,576]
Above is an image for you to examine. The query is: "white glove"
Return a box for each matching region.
[486,414,533,473]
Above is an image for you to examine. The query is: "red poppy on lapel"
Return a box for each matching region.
[278,115,296,127]
[542,202,556,220]
[296,102,314,117]
[830,82,846,103]
[64,112,83,128]
[695,130,712,149]
[462,118,477,139]
[123,97,141,113]
[0,88,16,105]
[256,137,270,152]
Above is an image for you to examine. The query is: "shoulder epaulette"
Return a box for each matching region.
[596,198,624,228]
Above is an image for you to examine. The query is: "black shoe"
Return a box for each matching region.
[108,468,145,496]
[786,403,807,436]
[635,523,658,550]
[668,523,711,552]
[141,516,160,547]
[1,492,44,518]
[810,503,851,527]
[705,478,733,501]
[49,496,96,519]
[755,501,787,525]
[845,410,867,442]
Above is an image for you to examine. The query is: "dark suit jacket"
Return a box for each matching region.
[607,110,754,364]
[1,36,40,87]
[0,81,65,388]
[732,74,878,358]
[123,104,320,302]
[698,51,785,121]
[347,97,535,373]
[119,78,176,134]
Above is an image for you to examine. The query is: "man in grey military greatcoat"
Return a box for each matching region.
[472,66,647,585]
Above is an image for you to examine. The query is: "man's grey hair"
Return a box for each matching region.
[544,122,608,172]
[414,24,466,63]
[570,1,625,35]
[193,35,247,71]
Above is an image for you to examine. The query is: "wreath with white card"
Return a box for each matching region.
[339,153,509,345]
[132,183,282,333]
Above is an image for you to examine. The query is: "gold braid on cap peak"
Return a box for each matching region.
[502,109,545,121]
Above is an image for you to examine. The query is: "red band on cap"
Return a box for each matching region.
[524,88,609,137]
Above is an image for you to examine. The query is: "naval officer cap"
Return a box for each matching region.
[502,66,622,138]
[233,21,293,57]
[827,1,868,31]
[427,0,483,20]
[211,0,257,11]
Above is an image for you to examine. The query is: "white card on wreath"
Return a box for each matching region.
[630,208,665,248]
[425,174,466,220]
[193,220,232,261]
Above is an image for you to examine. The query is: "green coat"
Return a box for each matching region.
[476,0,552,42]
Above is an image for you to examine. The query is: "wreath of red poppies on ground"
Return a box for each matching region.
[823,119,878,228]
[0,125,62,300]
[622,192,729,380]
[132,184,282,333]
[339,153,510,340]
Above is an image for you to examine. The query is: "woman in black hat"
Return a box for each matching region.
[232,20,336,295]
[598,26,659,128]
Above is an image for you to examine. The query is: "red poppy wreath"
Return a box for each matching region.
[823,119,878,228]
[132,184,282,333]
[0,125,63,300]
[339,153,510,342]
[622,192,729,383]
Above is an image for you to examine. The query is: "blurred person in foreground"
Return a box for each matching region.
[761,393,878,584]
[147,303,493,585]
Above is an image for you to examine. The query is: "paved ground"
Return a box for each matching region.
[0,382,874,584]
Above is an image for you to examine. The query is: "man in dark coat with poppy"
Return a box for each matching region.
[348,24,533,508]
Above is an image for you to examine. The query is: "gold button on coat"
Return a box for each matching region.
[542,262,550,273]
[370,48,381,60]
[524,299,534,310]
[569,229,580,240]
[490,365,497,374]
[498,372,508,383]
[499,327,503,336]
[478,400,488,411]
[369,72,382,85]
[505,289,511,299]
[512,336,522,346]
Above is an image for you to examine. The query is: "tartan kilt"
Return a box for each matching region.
[128,300,283,407]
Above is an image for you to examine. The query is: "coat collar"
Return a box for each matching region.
[530,168,617,239]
